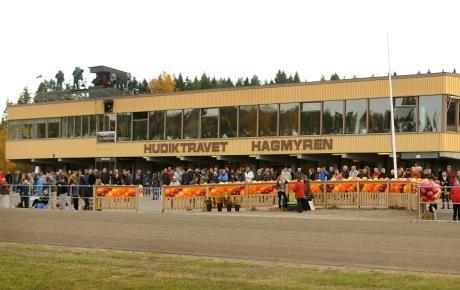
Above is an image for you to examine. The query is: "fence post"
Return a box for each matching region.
[357,181,360,209]
[323,181,328,208]
[386,180,390,208]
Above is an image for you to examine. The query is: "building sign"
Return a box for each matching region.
[144,138,332,155]
[251,138,333,152]
[144,141,228,154]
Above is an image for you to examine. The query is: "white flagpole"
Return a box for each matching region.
[387,33,398,178]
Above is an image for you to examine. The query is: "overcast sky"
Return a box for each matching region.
[1,0,459,114]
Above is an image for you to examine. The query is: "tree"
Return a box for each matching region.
[149,72,176,94]
[293,72,300,82]
[192,77,200,90]
[243,77,250,86]
[320,75,326,81]
[330,73,340,80]
[184,77,193,90]
[235,77,244,87]
[393,72,397,76]
[200,73,211,89]
[454,68,457,73]
[427,69,431,74]
[225,77,234,87]
[138,79,150,93]
[55,70,65,90]
[210,77,217,88]
[17,87,31,104]
[250,75,261,86]
[2,99,13,122]
[175,73,185,91]
[274,70,288,84]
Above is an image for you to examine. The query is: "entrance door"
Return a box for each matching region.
[95,158,116,171]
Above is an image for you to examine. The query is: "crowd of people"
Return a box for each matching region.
[1,164,460,216]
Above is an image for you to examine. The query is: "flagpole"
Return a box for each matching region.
[387,33,398,178]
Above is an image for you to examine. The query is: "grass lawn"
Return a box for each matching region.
[0,242,458,290]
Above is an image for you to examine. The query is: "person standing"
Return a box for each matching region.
[19,176,31,208]
[450,179,460,221]
[439,171,451,209]
[70,178,79,210]
[276,176,288,210]
[292,178,307,213]
[244,167,254,183]
[1,178,10,208]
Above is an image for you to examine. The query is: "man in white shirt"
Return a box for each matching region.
[244,167,254,183]
[281,167,292,182]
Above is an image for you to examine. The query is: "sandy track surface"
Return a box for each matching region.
[0,209,459,274]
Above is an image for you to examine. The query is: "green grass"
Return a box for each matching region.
[0,242,459,290]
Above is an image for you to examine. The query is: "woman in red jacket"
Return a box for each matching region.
[450,179,460,221]
[292,178,306,213]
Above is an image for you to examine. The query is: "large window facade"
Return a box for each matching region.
[300,102,321,135]
[201,108,218,138]
[220,106,237,138]
[394,97,416,132]
[165,110,182,139]
[34,119,46,139]
[183,109,200,139]
[345,99,367,134]
[47,118,60,138]
[258,104,278,137]
[279,103,299,136]
[322,101,344,134]
[447,97,459,132]
[8,94,459,141]
[117,113,132,141]
[149,111,165,140]
[239,105,257,137]
[418,95,442,132]
[132,112,148,140]
[369,98,390,133]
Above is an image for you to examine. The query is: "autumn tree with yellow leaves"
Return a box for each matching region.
[149,72,176,94]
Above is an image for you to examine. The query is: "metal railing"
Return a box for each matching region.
[1,185,163,212]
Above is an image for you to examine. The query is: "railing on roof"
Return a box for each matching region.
[33,87,134,103]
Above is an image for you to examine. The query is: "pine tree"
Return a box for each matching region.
[243,77,250,86]
[427,69,431,74]
[210,77,217,88]
[192,77,200,90]
[330,73,340,80]
[320,75,326,81]
[225,77,234,87]
[453,68,457,73]
[293,72,300,82]
[288,74,293,83]
[17,87,31,104]
[250,75,261,86]
[175,73,185,91]
[184,77,193,90]
[200,73,210,89]
[235,77,244,87]
[274,70,288,84]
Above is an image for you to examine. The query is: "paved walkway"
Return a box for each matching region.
[0,208,459,274]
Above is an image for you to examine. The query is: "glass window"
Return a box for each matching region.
[201,108,218,138]
[97,115,104,132]
[322,101,343,134]
[447,98,458,132]
[67,116,75,137]
[279,103,299,136]
[82,116,89,137]
[239,105,257,137]
[258,104,278,137]
[35,119,46,139]
[394,97,416,132]
[300,102,321,135]
[47,118,60,138]
[345,99,367,134]
[89,115,97,136]
[61,117,68,137]
[220,106,237,138]
[132,112,148,141]
[149,111,165,140]
[183,109,200,139]
[8,120,20,140]
[165,110,182,139]
[117,113,132,141]
[418,95,442,132]
[21,120,34,139]
[369,98,391,133]
[74,116,82,137]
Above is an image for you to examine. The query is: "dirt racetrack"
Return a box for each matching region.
[0,208,459,274]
